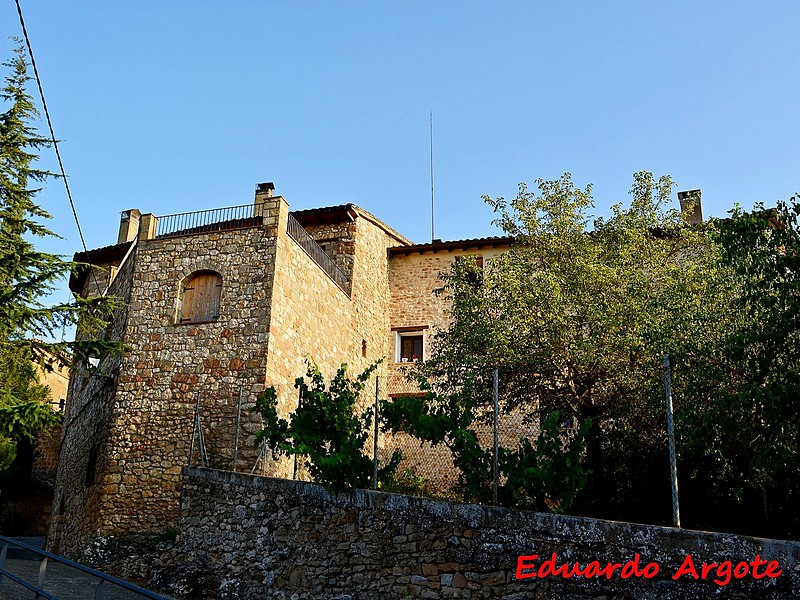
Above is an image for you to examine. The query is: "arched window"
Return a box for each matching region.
[180,270,222,323]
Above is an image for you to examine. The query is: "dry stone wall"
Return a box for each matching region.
[162,467,800,599]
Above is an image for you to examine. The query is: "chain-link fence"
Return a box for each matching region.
[185,362,679,518]
[378,369,541,500]
[185,369,567,503]
[185,379,322,480]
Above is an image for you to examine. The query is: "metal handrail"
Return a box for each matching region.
[0,535,173,599]
[286,213,351,295]
[156,203,259,238]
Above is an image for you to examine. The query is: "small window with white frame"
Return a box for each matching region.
[394,326,428,363]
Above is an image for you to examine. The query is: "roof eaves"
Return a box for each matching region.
[291,203,413,246]
[69,240,133,293]
[388,235,514,256]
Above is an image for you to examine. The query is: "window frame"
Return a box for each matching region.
[456,254,484,285]
[393,326,428,363]
[178,270,223,325]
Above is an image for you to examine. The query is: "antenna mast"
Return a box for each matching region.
[430,111,435,242]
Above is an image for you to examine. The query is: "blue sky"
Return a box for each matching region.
[2,1,799,261]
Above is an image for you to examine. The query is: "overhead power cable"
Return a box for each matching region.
[14,0,89,253]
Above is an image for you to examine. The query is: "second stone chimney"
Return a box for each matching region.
[117,209,141,244]
[678,190,703,225]
[256,182,275,198]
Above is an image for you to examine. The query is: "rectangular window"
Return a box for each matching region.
[400,335,423,362]
[393,327,428,363]
[456,254,484,285]
[181,271,222,324]
[456,254,483,269]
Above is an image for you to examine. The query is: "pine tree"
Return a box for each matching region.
[0,41,120,469]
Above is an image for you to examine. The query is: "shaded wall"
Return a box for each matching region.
[164,467,800,599]
[48,244,137,554]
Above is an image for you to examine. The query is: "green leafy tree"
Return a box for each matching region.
[0,42,121,470]
[380,375,495,503]
[675,198,800,537]
[406,172,730,521]
[381,378,591,511]
[254,359,400,492]
[499,411,590,513]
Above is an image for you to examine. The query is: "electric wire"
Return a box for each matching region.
[13,0,107,357]
[14,0,89,253]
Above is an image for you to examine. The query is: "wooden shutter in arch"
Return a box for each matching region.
[181,271,222,323]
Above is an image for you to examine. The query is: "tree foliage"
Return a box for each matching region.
[499,411,590,513]
[675,197,800,537]
[380,376,591,512]
[380,375,495,503]
[254,359,400,492]
[396,172,732,521]
[0,42,121,470]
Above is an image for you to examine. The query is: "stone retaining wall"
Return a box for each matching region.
[162,467,800,599]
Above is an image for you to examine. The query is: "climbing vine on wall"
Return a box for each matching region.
[254,359,400,492]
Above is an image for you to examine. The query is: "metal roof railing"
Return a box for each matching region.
[155,204,259,238]
[0,535,173,599]
[286,213,351,296]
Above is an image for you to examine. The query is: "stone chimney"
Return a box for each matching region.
[256,182,275,198]
[254,182,276,219]
[139,213,158,240]
[678,190,703,225]
[117,209,141,244]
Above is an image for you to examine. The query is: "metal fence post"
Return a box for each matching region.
[493,368,499,506]
[197,412,207,467]
[293,384,301,480]
[188,391,200,466]
[37,556,48,591]
[373,375,380,490]
[233,387,243,472]
[251,441,267,475]
[664,353,681,528]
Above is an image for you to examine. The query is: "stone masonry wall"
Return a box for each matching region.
[303,221,357,282]
[162,467,800,599]
[50,193,414,553]
[387,247,508,364]
[96,223,277,536]
[49,245,137,554]
[263,207,401,478]
[50,195,286,558]
[300,215,401,385]
[349,217,401,408]
[263,204,354,478]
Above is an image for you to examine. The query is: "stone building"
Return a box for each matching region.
[48,182,512,554]
[0,360,68,537]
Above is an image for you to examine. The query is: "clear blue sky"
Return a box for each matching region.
[3,1,799,259]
